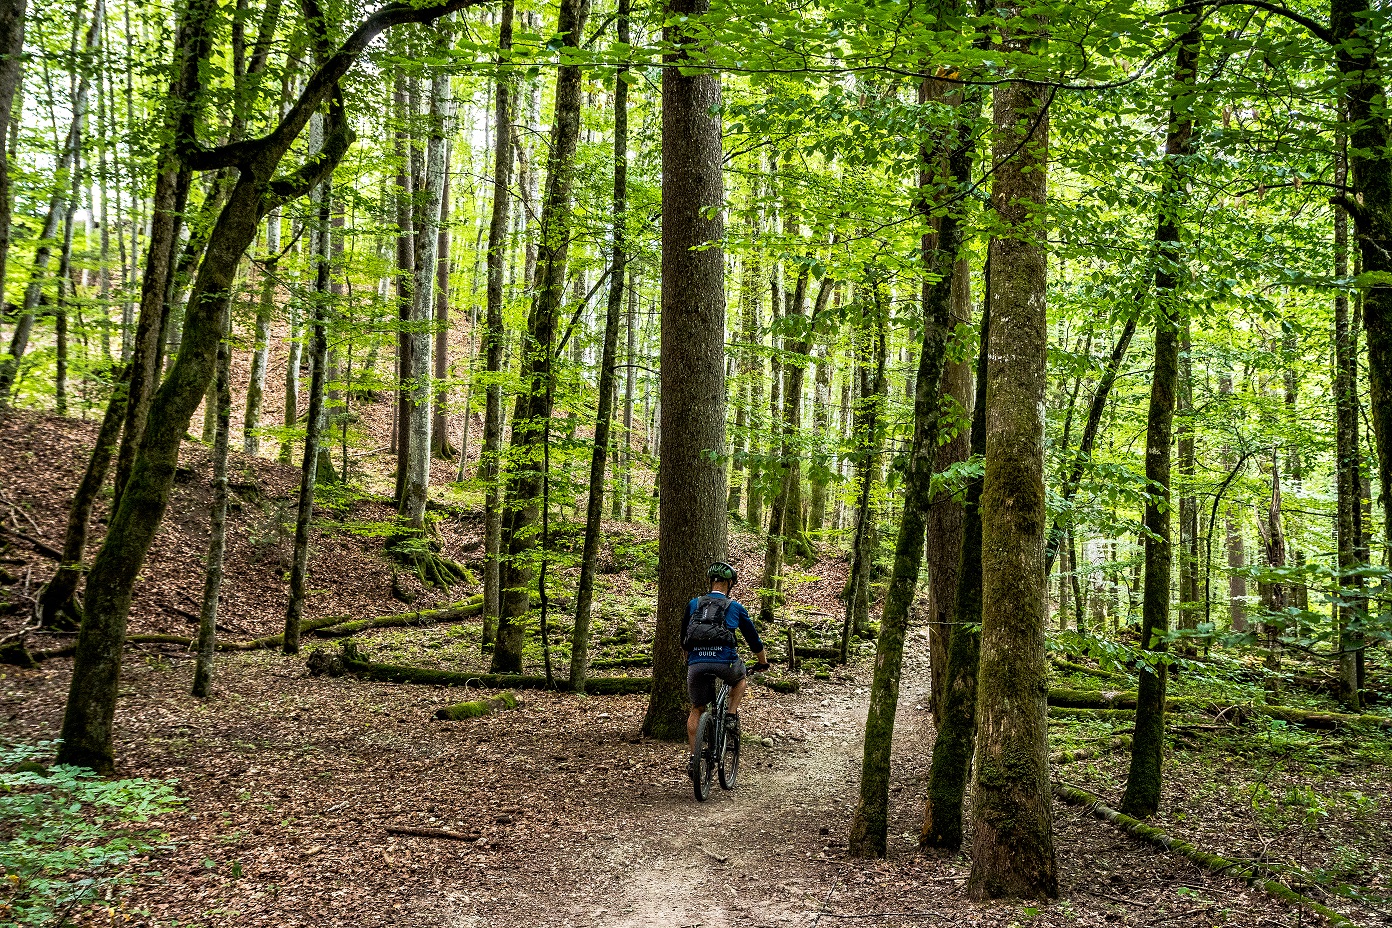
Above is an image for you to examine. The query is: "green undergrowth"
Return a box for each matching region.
[1,741,182,927]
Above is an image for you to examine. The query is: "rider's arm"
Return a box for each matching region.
[733,603,765,655]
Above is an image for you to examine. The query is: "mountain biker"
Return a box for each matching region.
[684,562,769,777]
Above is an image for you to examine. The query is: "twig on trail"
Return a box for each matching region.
[815,912,940,920]
[386,825,477,842]
[0,523,61,560]
[808,873,843,928]
[700,847,728,864]
[0,487,42,536]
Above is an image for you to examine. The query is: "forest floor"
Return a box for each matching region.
[3,410,1391,927]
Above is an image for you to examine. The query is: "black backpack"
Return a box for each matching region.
[683,595,736,649]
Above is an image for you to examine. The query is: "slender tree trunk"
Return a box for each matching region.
[1334,143,1362,710]
[926,255,972,717]
[841,286,886,656]
[622,269,637,521]
[493,0,592,674]
[432,144,456,459]
[243,210,279,454]
[393,74,417,505]
[922,259,989,852]
[55,163,82,417]
[1177,320,1198,655]
[571,0,629,692]
[966,45,1057,898]
[284,164,334,656]
[480,0,514,649]
[1121,24,1199,820]
[807,340,833,532]
[36,364,130,627]
[849,74,969,859]
[401,63,449,529]
[0,0,26,305]
[642,0,727,738]
[192,308,231,697]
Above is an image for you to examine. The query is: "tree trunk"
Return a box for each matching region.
[841,285,886,656]
[285,169,334,656]
[848,74,968,859]
[36,364,130,628]
[492,0,592,674]
[192,309,232,698]
[622,269,637,521]
[393,74,417,506]
[571,0,629,692]
[401,63,449,530]
[432,143,456,459]
[966,50,1057,898]
[480,0,514,650]
[1334,143,1363,710]
[921,259,989,852]
[1177,320,1198,655]
[642,0,727,739]
[243,210,279,454]
[926,255,972,717]
[1332,0,1392,571]
[807,340,833,532]
[0,0,26,306]
[1121,24,1199,820]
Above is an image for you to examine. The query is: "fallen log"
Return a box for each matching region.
[1048,707,1137,721]
[753,673,799,694]
[1053,782,1362,928]
[1049,688,1138,710]
[341,652,652,695]
[587,654,652,670]
[1050,735,1131,765]
[30,599,486,661]
[1218,703,1392,731]
[435,691,523,720]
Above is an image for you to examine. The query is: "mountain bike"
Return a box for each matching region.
[690,676,741,802]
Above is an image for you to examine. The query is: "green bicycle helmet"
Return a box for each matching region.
[708,561,738,586]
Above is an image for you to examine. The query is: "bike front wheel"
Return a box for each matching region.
[692,711,717,802]
[718,722,740,789]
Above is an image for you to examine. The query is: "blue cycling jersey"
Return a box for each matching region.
[682,591,764,664]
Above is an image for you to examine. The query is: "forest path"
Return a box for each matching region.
[447,639,939,928]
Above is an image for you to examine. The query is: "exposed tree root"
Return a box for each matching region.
[435,691,522,720]
[389,529,473,589]
[1053,782,1363,928]
[386,825,477,841]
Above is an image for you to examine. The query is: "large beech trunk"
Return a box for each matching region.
[492,0,592,674]
[642,0,727,739]
[967,46,1057,897]
[1122,25,1199,819]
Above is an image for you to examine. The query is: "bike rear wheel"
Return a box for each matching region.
[692,711,717,802]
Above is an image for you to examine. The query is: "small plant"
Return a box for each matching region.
[0,741,181,926]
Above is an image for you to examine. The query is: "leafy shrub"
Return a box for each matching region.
[1,741,181,926]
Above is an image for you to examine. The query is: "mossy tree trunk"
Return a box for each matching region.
[192,308,232,698]
[922,261,988,853]
[925,256,972,717]
[0,0,26,305]
[480,0,514,649]
[571,0,629,692]
[642,0,727,739]
[966,37,1057,897]
[492,0,591,674]
[1334,146,1363,711]
[37,364,131,629]
[840,280,887,657]
[848,74,967,859]
[1120,22,1199,820]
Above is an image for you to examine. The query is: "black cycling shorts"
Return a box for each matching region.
[687,659,746,707]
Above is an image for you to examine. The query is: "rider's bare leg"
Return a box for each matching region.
[687,705,704,750]
[728,677,748,713]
